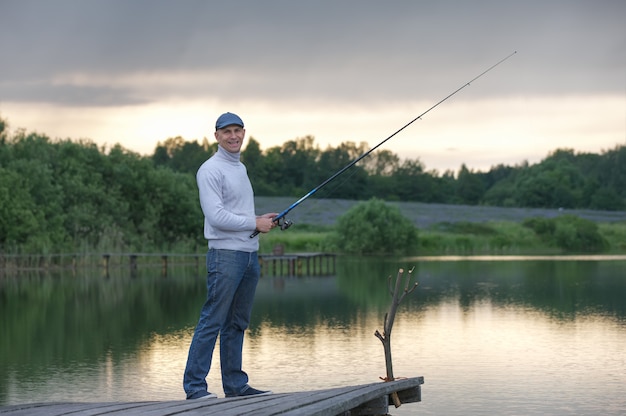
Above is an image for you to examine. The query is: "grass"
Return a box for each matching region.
[416,221,554,255]
[260,221,556,256]
[259,224,335,253]
[598,221,626,253]
[258,218,626,256]
[254,197,626,255]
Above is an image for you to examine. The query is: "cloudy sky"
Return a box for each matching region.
[1,0,624,173]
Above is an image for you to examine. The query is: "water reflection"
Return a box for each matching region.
[338,255,626,319]
[1,258,625,415]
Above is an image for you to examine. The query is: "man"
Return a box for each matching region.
[183,112,277,400]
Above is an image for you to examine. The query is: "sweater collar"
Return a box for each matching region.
[216,145,241,164]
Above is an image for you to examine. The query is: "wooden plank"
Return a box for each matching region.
[118,395,293,416]
[177,394,301,416]
[227,387,369,416]
[202,378,424,416]
[290,379,421,416]
[0,377,423,416]
[0,401,161,416]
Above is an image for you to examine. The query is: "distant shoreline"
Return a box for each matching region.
[255,196,626,228]
[405,254,626,261]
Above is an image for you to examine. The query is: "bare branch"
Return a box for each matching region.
[375,265,420,395]
[407,282,419,294]
[404,266,416,291]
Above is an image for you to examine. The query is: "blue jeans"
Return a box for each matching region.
[183,249,260,398]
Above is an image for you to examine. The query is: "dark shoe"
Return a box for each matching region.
[226,386,272,398]
[187,391,218,400]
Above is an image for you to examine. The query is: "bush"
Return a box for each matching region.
[522,217,556,237]
[523,214,608,253]
[597,222,626,253]
[333,198,418,254]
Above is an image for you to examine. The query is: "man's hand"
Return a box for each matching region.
[255,213,278,233]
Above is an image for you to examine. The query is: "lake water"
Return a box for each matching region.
[1,256,625,415]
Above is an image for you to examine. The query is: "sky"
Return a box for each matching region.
[0,0,624,173]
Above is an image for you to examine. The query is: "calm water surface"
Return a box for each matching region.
[1,256,625,415]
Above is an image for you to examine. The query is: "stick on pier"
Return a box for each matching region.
[374,267,419,408]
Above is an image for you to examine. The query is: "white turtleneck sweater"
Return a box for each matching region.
[196,146,258,252]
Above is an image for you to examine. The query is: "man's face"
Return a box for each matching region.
[215,124,245,153]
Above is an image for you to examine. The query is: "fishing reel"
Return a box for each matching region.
[275,216,294,231]
[250,215,293,238]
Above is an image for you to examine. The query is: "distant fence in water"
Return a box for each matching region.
[0,251,336,278]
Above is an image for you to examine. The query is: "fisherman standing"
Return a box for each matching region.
[183,112,277,399]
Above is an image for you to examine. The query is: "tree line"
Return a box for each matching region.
[1,117,624,253]
[156,134,626,210]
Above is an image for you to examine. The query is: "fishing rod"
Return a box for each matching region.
[251,51,517,238]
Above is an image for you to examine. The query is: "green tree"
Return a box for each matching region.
[315,142,370,199]
[389,159,426,201]
[0,117,7,142]
[152,136,216,174]
[596,145,626,203]
[0,168,41,249]
[279,136,321,195]
[363,149,400,176]
[242,136,270,195]
[456,164,485,204]
[589,187,625,211]
[3,132,68,250]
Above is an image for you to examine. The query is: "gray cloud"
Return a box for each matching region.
[0,82,148,106]
[1,0,624,107]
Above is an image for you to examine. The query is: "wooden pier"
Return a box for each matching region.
[0,377,423,416]
[259,252,336,277]
[1,251,335,278]
[105,252,336,278]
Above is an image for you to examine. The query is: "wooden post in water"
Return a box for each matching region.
[288,258,295,276]
[130,255,138,277]
[102,254,110,277]
[161,255,168,278]
[375,267,418,408]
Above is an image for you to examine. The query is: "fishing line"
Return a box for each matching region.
[251,51,517,237]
